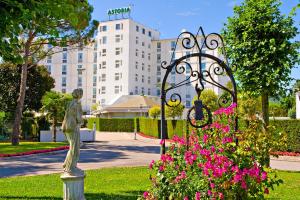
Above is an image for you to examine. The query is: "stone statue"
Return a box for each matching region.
[62,88,84,176]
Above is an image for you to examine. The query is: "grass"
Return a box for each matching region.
[0,142,68,154]
[0,167,299,200]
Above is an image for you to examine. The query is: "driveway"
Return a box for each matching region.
[0,132,161,178]
[0,132,299,178]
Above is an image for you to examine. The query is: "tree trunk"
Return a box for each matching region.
[11,64,28,145]
[52,116,57,142]
[261,92,269,130]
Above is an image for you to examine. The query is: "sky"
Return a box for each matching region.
[88,0,300,81]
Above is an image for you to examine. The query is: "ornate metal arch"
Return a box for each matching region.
[160,27,237,154]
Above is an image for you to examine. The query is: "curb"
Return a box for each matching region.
[0,146,69,158]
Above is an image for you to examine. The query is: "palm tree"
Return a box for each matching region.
[41,91,72,142]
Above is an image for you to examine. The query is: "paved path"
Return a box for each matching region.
[0,132,299,178]
[0,132,161,178]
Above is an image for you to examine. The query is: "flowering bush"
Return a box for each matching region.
[141,103,282,200]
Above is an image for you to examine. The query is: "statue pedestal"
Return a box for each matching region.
[61,172,86,200]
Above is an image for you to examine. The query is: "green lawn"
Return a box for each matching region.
[0,167,299,200]
[0,142,68,154]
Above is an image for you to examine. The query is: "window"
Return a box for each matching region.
[135,74,138,81]
[115,48,122,55]
[148,65,151,72]
[141,87,144,94]
[62,65,67,75]
[157,42,161,49]
[186,94,191,99]
[101,86,106,94]
[186,101,191,108]
[157,54,161,63]
[136,36,139,44]
[157,89,161,96]
[201,63,206,70]
[62,77,67,87]
[136,26,139,32]
[142,28,145,34]
[148,31,152,37]
[115,73,122,81]
[93,52,97,63]
[93,88,96,98]
[142,51,144,58]
[171,41,176,50]
[115,34,122,43]
[78,53,83,63]
[142,75,144,83]
[186,51,190,61]
[142,63,145,71]
[101,99,105,104]
[102,36,107,44]
[135,86,138,94]
[62,88,66,93]
[77,65,83,75]
[157,65,161,72]
[93,64,97,74]
[101,61,106,69]
[115,23,123,30]
[100,74,106,82]
[135,62,138,69]
[101,49,106,57]
[93,42,97,51]
[157,77,161,83]
[46,65,51,73]
[148,53,151,60]
[148,44,151,49]
[115,60,122,68]
[93,76,97,87]
[148,88,151,95]
[135,49,138,56]
[148,76,151,84]
[114,86,120,94]
[142,42,145,46]
[47,56,52,63]
[100,25,107,32]
[77,77,82,87]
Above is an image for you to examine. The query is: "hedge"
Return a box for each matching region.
[87,118,134,132]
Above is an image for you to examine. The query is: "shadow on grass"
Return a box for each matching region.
[0,191,143,200]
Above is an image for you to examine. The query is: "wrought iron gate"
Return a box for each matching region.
[160,27,237,154]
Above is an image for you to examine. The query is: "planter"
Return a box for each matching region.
[40,128,95,142]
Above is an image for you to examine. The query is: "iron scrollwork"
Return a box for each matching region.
[160,27,237,154]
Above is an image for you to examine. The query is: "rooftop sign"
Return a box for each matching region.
[107,7,131,16]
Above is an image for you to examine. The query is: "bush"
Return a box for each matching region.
[165,100,184,119]
[148,106,161,119]
[269,102,287,117]
[142,104,282,200]
[288,107,296,119]
[87,118,135,132]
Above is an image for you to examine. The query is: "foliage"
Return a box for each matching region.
[143,104,282,199]
[222,0,299,126]
[139,118,161,138]
[237,94,261,121]
[288,107,297,119]
[87,118,135,132]
[293,80,300,93]
[41,91,72,142]
[149,106,161,119]
[91,103,99,112]
[193,89,219,112]
[0,63,55,114]
[165,101,184,119]
[269,102,287,117]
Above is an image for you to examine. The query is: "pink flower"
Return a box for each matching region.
[208,190,212,196]
[219,192,224,199]
[160,139,165,145]
[159,165,164,172]
[195,192,201,200]
[143,191,149,198]
[149,160,155,169]
[184,197,189,200]
[241,180,248,190]
[203,134,209,143]
[222,125,230,133]
[211,145,216,152]
[261,171,267,180]
[210,182,215,188]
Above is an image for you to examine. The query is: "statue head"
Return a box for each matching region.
[72,89,83,100]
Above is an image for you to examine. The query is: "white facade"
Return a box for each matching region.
[296,92,300,119]
[43,18,229,112]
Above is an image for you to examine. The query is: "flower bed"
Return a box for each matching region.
[0,146,69,158]
[141,103,283,200]
[271,151,300,157]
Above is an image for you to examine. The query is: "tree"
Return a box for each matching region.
[41,91,72,142]
[222,0,299,128]
[193,89,219,112]
[0,0,98,145]
[293,80,300,93]
[0,63,54,114]
[149,106,161,119]
[165,101,184,119]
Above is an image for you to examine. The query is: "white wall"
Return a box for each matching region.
[40,129,95,142]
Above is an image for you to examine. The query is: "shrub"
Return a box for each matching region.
[87,118,134,132]
[165,100,184,119]
[288,107,296,119]
[142,104,282,200]
[269,102,287,117]
[193,89,219,112]
[148,106,161,119]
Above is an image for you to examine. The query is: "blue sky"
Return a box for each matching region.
[88,0,300,81]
